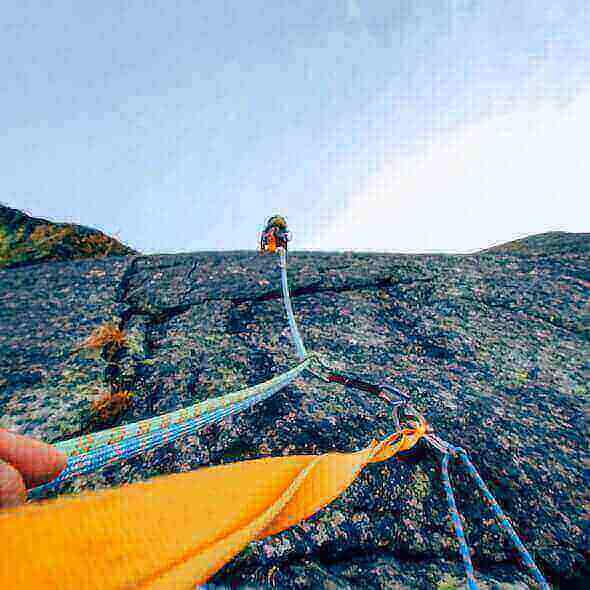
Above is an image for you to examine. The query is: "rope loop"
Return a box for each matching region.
[368,413,428,463]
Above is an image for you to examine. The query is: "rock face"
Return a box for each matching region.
[0,219,588,589]
[479,231,590,257]
[0,204,137,269]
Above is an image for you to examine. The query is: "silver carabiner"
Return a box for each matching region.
[379,382,411,402]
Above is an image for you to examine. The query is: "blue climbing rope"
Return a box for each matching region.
[30,240,311,501]
[452,446,550,589]
[28,358,311,499]
[434,437,551,590]
[440,451,479,590]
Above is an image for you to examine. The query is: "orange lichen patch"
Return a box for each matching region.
[74,232,115,256]
[29,225,71,246]
[29,224,51,242]
[90,390,134,423]
[74,321,126,353]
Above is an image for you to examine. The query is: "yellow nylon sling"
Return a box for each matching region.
[0,421,425,590]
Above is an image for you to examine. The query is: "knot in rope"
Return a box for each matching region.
[368,414,428,463]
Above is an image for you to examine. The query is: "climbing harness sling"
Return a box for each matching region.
[1,414,429,590]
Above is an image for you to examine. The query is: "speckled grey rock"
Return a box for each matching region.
[0,232,588,589]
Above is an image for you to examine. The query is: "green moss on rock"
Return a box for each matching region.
[0,204,138,269]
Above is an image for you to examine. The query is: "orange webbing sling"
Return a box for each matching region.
[0,419,426,590]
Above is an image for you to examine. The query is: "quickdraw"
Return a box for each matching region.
[304,352,550,588]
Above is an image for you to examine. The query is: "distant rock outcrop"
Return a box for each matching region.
[0,204,137,269]
[0,220,588,588]
[479,231,590,257]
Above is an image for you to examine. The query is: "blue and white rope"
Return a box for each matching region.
[279,248,307,360]
[440,445,550,590]
[28,359,310,499]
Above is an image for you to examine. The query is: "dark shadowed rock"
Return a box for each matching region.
[0,222,588,589]
[0,203,138,269]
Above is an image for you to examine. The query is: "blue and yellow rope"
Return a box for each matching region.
[28,248,313,500]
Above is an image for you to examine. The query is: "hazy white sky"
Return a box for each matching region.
[1,1,588,254]
[315,89,590,253]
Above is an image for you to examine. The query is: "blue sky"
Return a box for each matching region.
[2,1,589,254]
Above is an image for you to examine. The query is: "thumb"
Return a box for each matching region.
[0,429,67,507]
[0,458,26,508]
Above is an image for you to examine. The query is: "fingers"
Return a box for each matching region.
[0,429,67,489]
[0,458,26,508]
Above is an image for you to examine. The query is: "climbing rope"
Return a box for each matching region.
[22,222,550,589]
[420,430,551,589]
[440,450,479,589]
[441,447,550,589]
[28,357,312,498]
[278,247,306,360]
[28,245,313,500]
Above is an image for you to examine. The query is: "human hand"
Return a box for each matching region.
[0,429,67,508]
